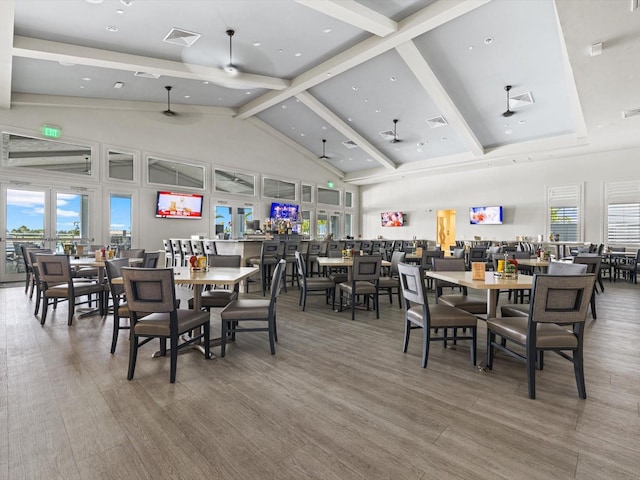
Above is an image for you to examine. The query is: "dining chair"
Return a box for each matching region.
[37,254,106,326]
[105,258,133,354]
[421,249,444,289]
[142,251,160,268]
[398,263,477,368]
[27,248,53,315]
[431,257,487,316]
[220,259,286,357]
[119,248,145,259]
[613,249,640,284]
[378,250,405,308]
[122,267,211,383]
[246,240,281,296]
[573,254,601,319]
[295,251,334,311]
[187,255,241,310]
[486,273,596,399]
[170,239,184,266]
[162,239,174,267]
[338,255,382,320]
[305,240,324,277]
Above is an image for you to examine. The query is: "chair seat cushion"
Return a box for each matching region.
[221,299,270,321]
[134,310,209,336]
[188,289,239,309]
[487,317,577,348]
[328,273,348,284]
[438,294,487,314]
[305,278,334,289]
[46,281,104,297]
[378,276,399,289]
[500,304,529,317]
[339,281,377,295]
[407,304,476,328]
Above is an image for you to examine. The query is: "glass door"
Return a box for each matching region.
[214,202,255,239]
[1,184,93,282]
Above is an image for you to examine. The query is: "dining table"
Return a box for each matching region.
[316,256,391,269]
[425,270,534,319]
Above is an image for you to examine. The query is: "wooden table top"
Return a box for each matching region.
[112,266,258,286]
[317,257,391,268]
[425,271,534,290]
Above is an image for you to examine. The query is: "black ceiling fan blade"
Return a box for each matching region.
[502,85,514,117]
[163,85,176,116]
[319,139,329,159]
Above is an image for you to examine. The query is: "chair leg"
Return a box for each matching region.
[110,312,120,354]
[221,320,227,357]
[486,331,494,370]
[127,333,138,380]
[422,325,430,368]
[403,319,411,353]
[590,292,597,320]
[470,327,477,366]
[169,334,178,383]
[67,294,74,326]
[574,348,587,399]
[268,318,276,354]
[527,348,537,400]
[203,321,211,359]
[41,296,49,325]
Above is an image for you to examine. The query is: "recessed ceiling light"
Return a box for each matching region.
[468,45,474,50]
[184,95,190,98]
[364,98,368,103]
[352,85,358,91]
[294,52,302,57]
[375,108,381,113]
[395,147,400,151]
[321,126,327,130]
[282,105,287,109]
[300,133,305,137]
[417,148,423,153]
[245,91,252,95]
[217,97,223,101]
[58,61,75,66]
[203,81,210,85]
[390,76,397,81]
[106,25,118,32]
[366,158,373,162]
[253,41,262,47]
[120,0,133,5]
[518,119,526,124]
[86,0,103,4]
[327,72,332,77]
[81,77,91,81]
[113,81,124,88]
[276,49,284,54]
[505,129,513,135]
[116,9,124,14]
[291,126,296,130]
[484,37,493,45]
[323,27,332,33]
[347,117,353,122]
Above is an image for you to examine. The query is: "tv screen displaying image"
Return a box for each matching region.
[156,191,203,219]
[270,202,299,220]
[469,206,503,225]
[381,211,404,227]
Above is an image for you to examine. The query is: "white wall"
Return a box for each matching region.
[0,100,354,251]
[360,147,640,244]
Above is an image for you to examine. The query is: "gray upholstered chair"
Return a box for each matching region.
[142,251,160,268]
[338,255,382,320]
[119,248,145,259]
[613,249,640,284]
[188,255,241,310]
[573,254,601,319]
[37,254,106,326]
[220,259,286,357]
[122,267,211,383]
[305,240,324,277]
[105,258,133,354]
[378,251,405,308]
[487,273,596,399]
[398,263,477,368]
[295,251,334,311]
[431,257,487,316]
[246,240,281,296]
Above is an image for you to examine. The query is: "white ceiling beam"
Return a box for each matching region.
[237,0,491,119]
[295,0,397,37]
[12,36,289,91]
[0,0,15,109]
[395,41,485,157]
[296,91,397,170]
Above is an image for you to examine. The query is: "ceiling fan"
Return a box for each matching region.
[390,119,402,143]
[224,29,239,75]
[502,85,515,117]
[319,139,329,159]
[163,85,176,116]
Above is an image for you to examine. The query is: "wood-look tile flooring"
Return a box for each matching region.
[1,278,640,479]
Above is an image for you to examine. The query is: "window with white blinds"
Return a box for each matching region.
[547,184,582,242]
[605,181,640,245]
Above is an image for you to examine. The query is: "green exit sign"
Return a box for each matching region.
[41,125,61,138]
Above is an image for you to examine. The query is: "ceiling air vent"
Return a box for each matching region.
[379,130,395,141]
[163,28,201,47]
[509,91,534,109]
[342,140,358,149]
[426,116,448,128]
[134,71,161,79]
[622,108,640,118]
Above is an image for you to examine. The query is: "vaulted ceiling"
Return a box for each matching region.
[2,0,640,185]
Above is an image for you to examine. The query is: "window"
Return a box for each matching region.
[345,213,353,237]
[214,169,255,196]
[300,210,311,236]
[302,184,313,203]
[110,193,132,249]
[607,203,640,244]
[147,156,205,189]
[318,187,340,206]
[345,191,353,208]
[547,184,582,242]
[263,177,296,200]
[106,147,136,182]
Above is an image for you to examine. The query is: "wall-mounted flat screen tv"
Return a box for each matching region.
[469,206,503,224]
[270,202,299,220]
[381,211,405,227]
[156,191,203,219]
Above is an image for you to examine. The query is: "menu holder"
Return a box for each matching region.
[471,262,486,280]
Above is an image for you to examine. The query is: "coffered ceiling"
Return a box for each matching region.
[2,0,640,184]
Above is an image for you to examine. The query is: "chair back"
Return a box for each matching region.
[344,240,356,250]
[421,249,444,270]
[120,248,145,259]
[283,241,300,257]
[269,260,287,313]
[209,254,241,268]
[105,258,131,297]
[37,254,73,284]
[398,263,427,307]
[509,252,530,260]
[142,252,160,268]
[204,240,218,256]
[529,274,595,325]
[452,248,465,259]
[122,268,176,315]
[25,248,52,270]
[350,255,382,282]
[326,241,345,256]
[261,240,281,260]
[190,240,205,256]
[307,241,323,256]
[573,254,601,275]
[432,257,466,272]
[547,262,587,275]
[163,239,172,255]
[180,240,193,258]
[359,240,373,254]
[294,251,307,286]
[388,251,406,277]
[468,247,487,262]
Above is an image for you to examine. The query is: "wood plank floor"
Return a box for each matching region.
[1,278,640,479]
